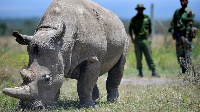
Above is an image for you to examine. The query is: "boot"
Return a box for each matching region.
[152,69,160,77]
[138,69,143,77]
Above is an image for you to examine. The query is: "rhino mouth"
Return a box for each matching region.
[3,85,32,100]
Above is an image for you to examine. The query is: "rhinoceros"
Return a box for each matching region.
[3,0,128,109]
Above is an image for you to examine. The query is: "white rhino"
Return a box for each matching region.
[3,0,128,109]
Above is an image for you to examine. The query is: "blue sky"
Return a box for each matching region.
[0,0,199,20]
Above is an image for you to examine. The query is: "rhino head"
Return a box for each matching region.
[3,22,67,109]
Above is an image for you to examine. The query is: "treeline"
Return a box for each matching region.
[0,17,200,37]
[0,18,40,37]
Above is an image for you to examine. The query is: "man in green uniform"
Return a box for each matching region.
[129,4,160,77]
[169,0,195,73]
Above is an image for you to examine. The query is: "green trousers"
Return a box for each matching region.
[134,38,155,70]
[176,39,193,72]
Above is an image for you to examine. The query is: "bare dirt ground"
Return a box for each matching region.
[120,76,173,86]
[98,75,175,86]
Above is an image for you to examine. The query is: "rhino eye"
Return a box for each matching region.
[42,74,53,87]
[43,75,52,82]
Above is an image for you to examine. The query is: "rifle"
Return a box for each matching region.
[174,31,193,49]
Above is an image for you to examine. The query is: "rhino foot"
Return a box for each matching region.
[79,100,95,108]
[107,90,119,103]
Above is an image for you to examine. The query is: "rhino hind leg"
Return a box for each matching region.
[77,61,100,108]
[92,84,99,101]
[106,54,126,102]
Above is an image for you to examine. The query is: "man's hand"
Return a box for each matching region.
[149,34,152,43]
[182,37,188,43]
[172,34,176,40]
[130,36,135,43]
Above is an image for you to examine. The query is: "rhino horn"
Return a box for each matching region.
[21,69,35,81]
[3,85,31,100]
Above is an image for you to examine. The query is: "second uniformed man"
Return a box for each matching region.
[129,3,160,77]
[169,0,195,74]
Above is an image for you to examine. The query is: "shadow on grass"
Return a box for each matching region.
[56,99,80,109]
[55,98,110,110]
[95,100,109,105]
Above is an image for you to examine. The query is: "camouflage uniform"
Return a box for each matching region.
[169,7,195,73]
[129,14,156,71]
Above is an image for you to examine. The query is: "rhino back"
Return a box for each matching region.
[36,0,127,76]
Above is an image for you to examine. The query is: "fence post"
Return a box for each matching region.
[151,3,155,45]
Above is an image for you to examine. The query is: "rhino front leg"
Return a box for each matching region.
[54,89,60,102]
[77,61,100,108]
[106,55,126,102]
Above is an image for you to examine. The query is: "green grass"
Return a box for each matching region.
[0,35,200,111]
[0,47,28,90]
[2,75,197,112]
[1,78,200,111]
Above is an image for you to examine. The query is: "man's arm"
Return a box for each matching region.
[129,20,135,43]
[148,17,152,41]
[169,10,177,40]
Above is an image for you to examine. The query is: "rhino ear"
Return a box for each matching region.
[12,31,32,45]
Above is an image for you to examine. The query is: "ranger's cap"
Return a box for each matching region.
[135,3,146,10]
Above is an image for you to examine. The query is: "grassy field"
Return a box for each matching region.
[0,34,200,111]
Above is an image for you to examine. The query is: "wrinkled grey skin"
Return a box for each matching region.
[3,0,128,109]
